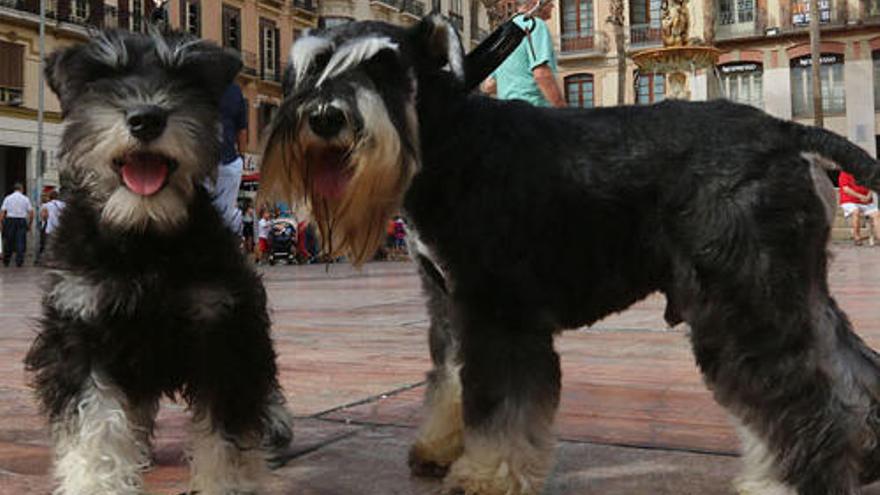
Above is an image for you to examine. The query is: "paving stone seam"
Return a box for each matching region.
[556,436,740,458]
[311,381,427,419]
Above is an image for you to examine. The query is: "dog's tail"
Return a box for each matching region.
[796,125,880,190]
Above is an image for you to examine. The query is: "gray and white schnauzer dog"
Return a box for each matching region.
[260,14,880,495]
[25,30,293,495]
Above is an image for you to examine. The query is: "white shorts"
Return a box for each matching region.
[841,202,878,218]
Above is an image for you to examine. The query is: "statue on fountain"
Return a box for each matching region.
[661,0,690,47]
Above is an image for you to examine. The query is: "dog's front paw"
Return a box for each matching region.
[408,445,450,478]
[441,452,544,495]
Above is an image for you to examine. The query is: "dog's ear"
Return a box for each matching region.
[45,32,132,114]
[167,39,243,102]
[44,50,69,107]
[44,45,111,114]
[189,47,242,101]
[410,14,465,82]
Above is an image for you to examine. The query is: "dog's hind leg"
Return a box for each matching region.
[689,281,872,495]
[409,264,464,478]
[52,372,150,495]
[441,301,560,495]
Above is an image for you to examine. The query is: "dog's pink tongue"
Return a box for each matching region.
[315,167,349,200]
[311,148,350,200]
[121,155,169,196]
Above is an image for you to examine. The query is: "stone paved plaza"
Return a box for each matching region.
[4,246,880,494]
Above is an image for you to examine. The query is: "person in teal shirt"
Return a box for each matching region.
[482,0,566,107]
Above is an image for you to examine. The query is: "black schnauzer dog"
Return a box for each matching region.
[260,15,880,495]
[25,31,293,495]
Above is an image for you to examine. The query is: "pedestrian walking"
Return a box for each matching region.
[1,183,34,267]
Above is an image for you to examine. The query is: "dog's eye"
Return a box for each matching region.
[305,50,333,80]
[362,49,399,79]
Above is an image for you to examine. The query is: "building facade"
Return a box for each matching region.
[538,0,880,157]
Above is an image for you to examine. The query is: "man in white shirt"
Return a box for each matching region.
[1,182,34,267]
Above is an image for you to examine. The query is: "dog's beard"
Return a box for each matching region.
[62,103,211,234]
[101,180,195,233]
[262,89,417,266]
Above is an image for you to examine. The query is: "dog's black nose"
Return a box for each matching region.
[127,106,167,142]
[308,106,346,139]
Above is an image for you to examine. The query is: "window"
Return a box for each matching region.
[319,16,353,28]
[131,0,143,31]
[432,0,441,12]
[565,74,594,108]
[104,4,118,28]
[636,72,664,104]
[449,0,463,32]
[496,0,516,18]
[70,0,88,22]
[222,5,241,51]
[260,18,280,82]
[791,0,830,26]
[258,103,279,140]
[869,0,880,16]
[719,0,754,24]
[0,41,23,106]
[630,0,662,44]
[560,0,594,52]
[875,52,880,110]
[719,62,763,108]
[790,54,845,117]
[180,0,200,36]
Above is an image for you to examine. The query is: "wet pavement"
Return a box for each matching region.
[3,245,880,494]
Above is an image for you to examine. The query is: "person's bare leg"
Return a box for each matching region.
[851,212,864,245]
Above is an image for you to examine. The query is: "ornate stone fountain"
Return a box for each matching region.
[631,0,721,100]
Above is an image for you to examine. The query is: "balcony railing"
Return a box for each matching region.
[1,0,133,30]
[719,9,754,24]
[370,0,400,10]
[630,23,662,47]
[261,70,281,83]
[292,0,316,12]
[401,0,424,17]
[560,33,594,53]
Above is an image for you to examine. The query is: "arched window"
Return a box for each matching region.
[565,74,594,108]
[790,54,845,117]
[719,62,763,108]
[560,0,594,52]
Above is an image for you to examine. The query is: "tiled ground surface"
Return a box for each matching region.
[3,245,880,494]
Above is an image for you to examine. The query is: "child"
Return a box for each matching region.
[393,216,407,257]
[256,209,272,263]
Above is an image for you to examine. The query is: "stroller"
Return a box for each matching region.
[268,218,297,265]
